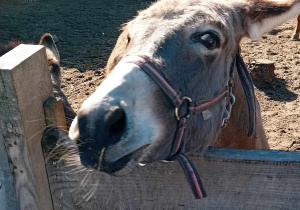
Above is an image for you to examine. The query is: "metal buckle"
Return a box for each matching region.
[175,97,192,121]
[221,93,236,128]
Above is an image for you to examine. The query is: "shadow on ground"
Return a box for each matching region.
[253,78,298,102]
[268,28,284,36]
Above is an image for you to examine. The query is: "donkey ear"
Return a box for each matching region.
[106,26,129,75]
[245,0,300,40]
[39,33,60,64]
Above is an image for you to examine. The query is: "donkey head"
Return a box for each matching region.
[69,0,300,175]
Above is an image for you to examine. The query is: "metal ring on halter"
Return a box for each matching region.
[175,97,192,121]
[229,93,236,105]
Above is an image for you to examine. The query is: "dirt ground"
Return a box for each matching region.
[1,1,299,151]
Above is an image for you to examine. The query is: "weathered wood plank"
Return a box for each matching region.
[0,44,54,210]
[44,97,67,130]
[45,132,300,210]
[205,147,300,161]
[0,131,20,210]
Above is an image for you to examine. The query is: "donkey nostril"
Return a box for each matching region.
[105,106,126,145]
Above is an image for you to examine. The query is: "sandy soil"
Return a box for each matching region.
[240,19,300,151]
[1,0,299,151]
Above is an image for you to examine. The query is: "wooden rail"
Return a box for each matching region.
[1,44,300,210]
[46,144,300,210]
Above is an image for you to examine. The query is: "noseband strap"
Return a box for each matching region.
[124,53,255,199]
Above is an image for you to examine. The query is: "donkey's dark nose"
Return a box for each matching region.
[104,106,126,145]
[76,106,127,168]
[77,106,127,145]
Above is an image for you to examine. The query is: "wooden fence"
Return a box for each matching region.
[1,45,300,210]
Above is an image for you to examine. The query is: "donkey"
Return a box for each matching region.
[0,34,76,128]
[69,0,300,176]
[291,15,300,40]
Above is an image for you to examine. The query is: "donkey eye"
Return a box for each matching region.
[191,32,220,50]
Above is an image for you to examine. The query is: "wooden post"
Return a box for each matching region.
[0,44,54,210]
[250,59,276,83]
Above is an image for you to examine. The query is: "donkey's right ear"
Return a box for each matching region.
[244,0,300,40]
[106,26,129,75]
[39,33,60,65]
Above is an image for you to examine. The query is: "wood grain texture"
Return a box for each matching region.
[44,130,300,210]
[0,132,20,210]
[0,44,54,210]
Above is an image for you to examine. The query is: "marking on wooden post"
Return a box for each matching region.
[0,44,54,210]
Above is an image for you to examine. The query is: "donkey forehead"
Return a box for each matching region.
[128,0,242,39]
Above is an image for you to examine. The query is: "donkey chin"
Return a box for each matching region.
[69,61,176,176]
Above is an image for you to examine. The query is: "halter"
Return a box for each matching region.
[124,52,255,199]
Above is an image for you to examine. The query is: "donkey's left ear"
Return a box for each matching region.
[245,0,300,40]
[39,33,60,65]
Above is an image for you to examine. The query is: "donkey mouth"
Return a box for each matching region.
[100,150,135,175]
[77,137,150,176]
[101,142,153,175]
